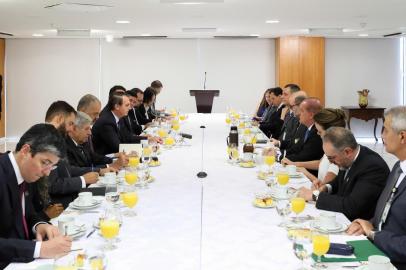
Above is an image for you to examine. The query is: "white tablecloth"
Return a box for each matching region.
[6,113,362,270]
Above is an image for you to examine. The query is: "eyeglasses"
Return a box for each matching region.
[40,159,58,171]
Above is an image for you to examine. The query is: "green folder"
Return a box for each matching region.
[311,240,387,263]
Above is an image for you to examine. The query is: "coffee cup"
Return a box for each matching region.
[77,192,93,206]
[58,216,74,235]
[286,165,297,175]
[319,212,337,229]
[368,255,392,270]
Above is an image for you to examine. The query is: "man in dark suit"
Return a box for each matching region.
[45,101,99,208]
[92,92,159,155]
[126,88,144,135]
[0,124,72,268]
[67,111,127,171]
[299,127,390,221]
[347,107,406,269]
[259,87,285,138]
[77,94,102,124]
[284,97,324,163]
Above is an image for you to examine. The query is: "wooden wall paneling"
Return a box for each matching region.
[276,37,300,87]
[0,39,5,137]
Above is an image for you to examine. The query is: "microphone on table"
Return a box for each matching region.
[179,132,192,139]
[197,125,207,178]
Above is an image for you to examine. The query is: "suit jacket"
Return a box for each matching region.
[65,136,112,169]
[92,110,145,155]
[285,124,323,163]
[0,153,43,267]
[278,115,300,150]
[47,159,92,208]
[316,145,390,221]
[137,104,155,125]
[369,161,406,269]
[259,104,285,138]
[128,108,143,135]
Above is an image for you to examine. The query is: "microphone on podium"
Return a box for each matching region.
[204,72,207,90]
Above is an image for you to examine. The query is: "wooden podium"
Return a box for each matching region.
[189,90,220,113]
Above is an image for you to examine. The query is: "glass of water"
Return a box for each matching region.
[276,199,291,227]
[293,234,313,270]
[105,184,119,205]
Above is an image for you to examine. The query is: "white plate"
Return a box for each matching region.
[310,220,347,233]
[252,201,275,208]
[70,200,101,210]
[238,161,256,168]
[356,265,396,270]
[72,198,100,207]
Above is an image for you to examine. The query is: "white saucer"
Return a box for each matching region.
[310,220,347,233]
[70,199,101,210]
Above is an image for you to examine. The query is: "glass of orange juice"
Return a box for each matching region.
[121,186,138,217]
[124,167,138,185]
[264,155,275,167]
[225,116,231,124]
[312,233,330,269]
[290,197,306,222]
[180,114,186,121]
[277,171,290,186]
[100,216,120,250]
[128,156,140,168]
[172,123,180,132]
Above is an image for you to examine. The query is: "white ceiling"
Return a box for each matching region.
[0,0,406,39]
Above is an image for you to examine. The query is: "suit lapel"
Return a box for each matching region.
[393,175,406,202]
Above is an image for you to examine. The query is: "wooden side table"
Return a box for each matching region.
[341,106,386,142]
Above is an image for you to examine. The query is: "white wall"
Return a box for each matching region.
[325,38,402,138]
[100,38,275,113]
[6,38,275,138]
[6,38,100,138]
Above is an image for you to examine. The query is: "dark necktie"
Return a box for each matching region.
[304,129,310,142]
[77,145,89,164]
[132,109,139,125]
[88,135,94,153]
[19,182,29,239]
[373,165,403,229]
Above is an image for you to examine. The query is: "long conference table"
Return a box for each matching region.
[7,113,364,270]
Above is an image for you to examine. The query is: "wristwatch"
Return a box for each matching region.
[368,230,377,241]
[312,190,320,201]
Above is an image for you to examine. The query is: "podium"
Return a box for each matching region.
[189,90,220,113]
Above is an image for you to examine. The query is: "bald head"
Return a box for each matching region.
[299,97,323,127]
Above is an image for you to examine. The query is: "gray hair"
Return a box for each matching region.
[294,95,307,106]
[74,111,92,128]
[323,127,358,151]
[77,94,100,111]
[384,106,406,133]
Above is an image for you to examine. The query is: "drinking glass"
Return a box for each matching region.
[291,197,306,223]
[312,233,330,269]
[100,214,120,251]
[54,254,77,270]
[276,199,291,227]
[293,234,313,270]
[121,185,138,217]
[124,167,138,186]
[277,171,290,186]
[264,155,276,168]
[138,163,149,189]
[105,184,119,205]
[128,156,140,168]
[230,144,239,164]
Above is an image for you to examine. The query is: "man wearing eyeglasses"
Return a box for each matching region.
[0,124,72,269]
[298,127,389,221]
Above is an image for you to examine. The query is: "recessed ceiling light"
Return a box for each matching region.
[358,33,369,37]
[141,33,151,36]
[266,20,279,24]
[32,33,44,37]
[116,20,130,24]
[250,34,260,37]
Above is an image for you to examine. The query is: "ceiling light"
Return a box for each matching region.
[266,20,279,24]
[358,33,369,37]
[141,33,151,36]
[32,33,44,37]
[250,34,260,37]
[161,0,224,3]
[116,20,130,24]
[105,35,114,42]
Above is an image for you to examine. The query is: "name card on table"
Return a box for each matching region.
[119,144,142,156]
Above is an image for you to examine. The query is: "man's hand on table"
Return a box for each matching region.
[347,219,373,236]
[83,172,99,184]
[298,187,313,201]
[36,224,60,241]
[40,235,72,258]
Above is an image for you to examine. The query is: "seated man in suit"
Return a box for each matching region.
[67,111,127,171]
[77,94,102,124]
[299,127,390,221]
[126,88,148,135]
[271,91,307,150]
[136,87,157,125]
[259,87,285,138]
[45,101,99,208]
[278,83,301,126]
[347,107,406,269]
[92,92,159,155]
[284,97,324,163]
[0,124,72,268]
